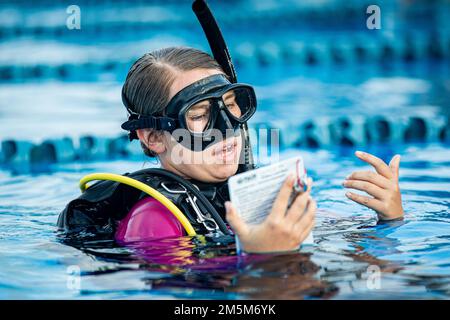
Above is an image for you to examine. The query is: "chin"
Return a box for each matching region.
[211,163,239,181]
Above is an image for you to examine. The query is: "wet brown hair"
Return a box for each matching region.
[122,46,224,157]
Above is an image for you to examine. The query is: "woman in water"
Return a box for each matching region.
[58,47,404,253]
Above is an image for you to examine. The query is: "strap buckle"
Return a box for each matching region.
[121,116,177,133]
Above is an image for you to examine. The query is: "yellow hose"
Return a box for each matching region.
[79,173,196,236]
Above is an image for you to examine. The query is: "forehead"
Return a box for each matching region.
[169,68,223,101]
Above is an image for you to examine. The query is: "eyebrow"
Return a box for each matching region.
[189,102,210,111]
[223,91,236,100]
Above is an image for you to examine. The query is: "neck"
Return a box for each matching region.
[158,160,229,185]
[158,160,190,180]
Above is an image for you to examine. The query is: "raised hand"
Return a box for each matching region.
[343,151,404,221]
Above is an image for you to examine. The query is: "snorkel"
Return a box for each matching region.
[193,0,255,173]
[192,0,256,173]
[121,0,256,172]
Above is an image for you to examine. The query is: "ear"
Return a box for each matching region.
[136,129,166,155]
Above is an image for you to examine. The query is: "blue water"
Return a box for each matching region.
[1,0,450,299]
[0,143,449,299]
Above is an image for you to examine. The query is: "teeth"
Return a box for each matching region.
[216,140,235,155]
[219,144,233,155]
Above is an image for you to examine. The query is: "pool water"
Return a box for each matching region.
[1,0,450,300]
[1,143,449,299]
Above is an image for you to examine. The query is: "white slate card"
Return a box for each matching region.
[228,156,314,247]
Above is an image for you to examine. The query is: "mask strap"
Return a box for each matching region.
[121,116,177,135]
[121,88,178,140]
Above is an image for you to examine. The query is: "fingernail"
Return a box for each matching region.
[346,174,351,179]
[342,180,347,186]
[224,201,231,211]
[355,151,364,156]
[345,192,351,197]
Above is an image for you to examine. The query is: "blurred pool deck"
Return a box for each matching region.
[0,0,449,173]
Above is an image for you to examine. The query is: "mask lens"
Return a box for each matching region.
[184,86,256,133]
[222,87,255,121]
[185,100,212,133]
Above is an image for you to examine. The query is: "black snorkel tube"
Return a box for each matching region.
[192,0,237,83]
[192,0,256,173]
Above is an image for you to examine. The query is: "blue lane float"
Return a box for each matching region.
[298,117,333,148]
[78,135,110,161]
[42,137,76,163]
[329,116,367,147]
[0,114,448,169]
[108,135,134,158]
[1,140,35,166]
[364,115,392,143]
[1,33,449,83]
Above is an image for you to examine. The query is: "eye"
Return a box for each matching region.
[226,101,238,108]
[225,99,241,118]
[187,106,211,122]
[189,113,208,121]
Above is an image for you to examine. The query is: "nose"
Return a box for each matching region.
[218,101,234,130]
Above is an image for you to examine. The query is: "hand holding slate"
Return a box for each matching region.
[225,175,316,253]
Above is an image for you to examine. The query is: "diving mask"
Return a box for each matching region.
[121,74,257,151]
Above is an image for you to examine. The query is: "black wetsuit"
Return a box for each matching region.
[57,169,230,242]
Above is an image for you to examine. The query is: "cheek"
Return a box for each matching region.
[236,137,243,153]
[167,142,210,166]
[166,134,244,167]
[162,139,190,168]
